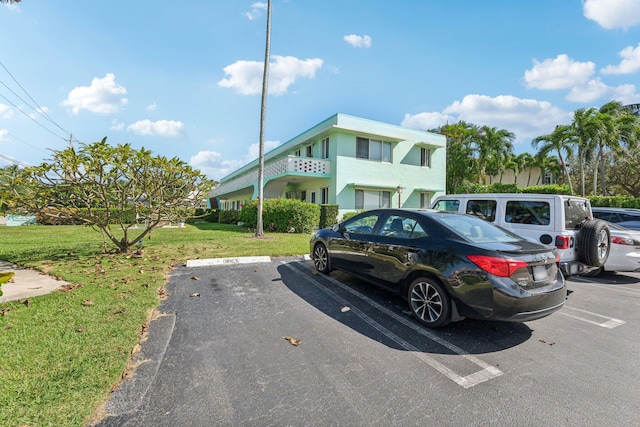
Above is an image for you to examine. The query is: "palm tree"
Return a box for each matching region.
[474,126,515,184]
[255,0,272,237]
[570,108,598,196]
[439,121,477,193]
[0,0,22,4]
[532,125,575,195]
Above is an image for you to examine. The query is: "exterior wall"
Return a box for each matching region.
[211,113,446,217]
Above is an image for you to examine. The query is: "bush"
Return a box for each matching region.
[340,211,362,221]
[240,199,320,233]
[319,204,339,229]
[589,196,640,208]
[189,208,217,223]
[219,210,241,224]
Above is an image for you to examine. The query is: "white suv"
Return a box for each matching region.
[431,193,610,276]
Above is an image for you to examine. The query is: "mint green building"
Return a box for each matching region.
[211,113,446,218]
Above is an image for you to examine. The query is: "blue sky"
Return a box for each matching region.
[1,0,640,180]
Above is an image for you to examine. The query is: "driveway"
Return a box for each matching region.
[95,257,640,426]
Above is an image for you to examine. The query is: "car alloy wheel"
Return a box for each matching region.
[408,278,450,328]
[313,243,331,274]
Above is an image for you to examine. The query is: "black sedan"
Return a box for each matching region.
[310,209,566,328]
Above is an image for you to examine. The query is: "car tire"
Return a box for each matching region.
[407,277,451,328]
[577,219,610,267]
[312,243,332,274]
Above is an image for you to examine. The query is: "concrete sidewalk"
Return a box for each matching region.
[0,260,70,303]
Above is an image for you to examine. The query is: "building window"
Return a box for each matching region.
[301,190,307,201]
[543,170,556,185]
[294,148,301,157]
[306,145,313,157]
[321,137,329,159]
[356,137,391,162]
[311,192,316,204]
[321,187,329,204]
[355,189,391,210]
[421,147,431,167]
[420,193,431,209]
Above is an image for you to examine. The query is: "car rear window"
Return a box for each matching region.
[435,214,522,243]
[466,200,497,221]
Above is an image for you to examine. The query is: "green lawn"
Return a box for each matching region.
[0,222,311,426]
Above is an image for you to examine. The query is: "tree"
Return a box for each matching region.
[474,126,515,184]
[438,121,477,193]
[256,0,272,237]
[6,139,213,253]
[570,107,598,196]
[0,0,22,4]
[0,164,23,214]
[532,125,575,194]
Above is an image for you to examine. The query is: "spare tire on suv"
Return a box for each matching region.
[576,219,610,267]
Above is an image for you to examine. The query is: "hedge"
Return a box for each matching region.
[319,204,339,229]
[240,199,320,233]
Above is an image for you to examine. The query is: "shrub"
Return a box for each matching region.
[319,204,339,229]
[219,210,241,224]
[240,199,320,233]
[589,196,640,208]
[340,211,361,221]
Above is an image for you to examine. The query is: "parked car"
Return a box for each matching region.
[591,207,640,231]
[582,222,640,276]
[310,209,566,328]
[430,193,610,276]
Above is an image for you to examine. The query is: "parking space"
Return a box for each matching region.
[98,258,640,426]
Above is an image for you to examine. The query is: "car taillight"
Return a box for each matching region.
[611,236,634,245]
[467,255,529,278]
[555,236,571,249]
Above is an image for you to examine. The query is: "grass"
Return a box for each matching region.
[0,222,311,426]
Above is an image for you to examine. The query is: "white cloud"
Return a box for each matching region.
[62,73,128,115]
[147,102,157,111]
[401,112,455,131]
[567,79,639,104]
[0,104,13,119]
[403,94,572,144]
[524,54,595,90]
[245,2,267,20]
[126,119,185,138]
[601,43,640,74]
[343,34,372,49]
[583,0,640,30]
[110,119,125,131]
[190,151,244,180]
[217,55,323,96]
[189,140,282,180]
[0,129,8,140]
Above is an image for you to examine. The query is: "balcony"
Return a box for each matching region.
[212,156,331,197]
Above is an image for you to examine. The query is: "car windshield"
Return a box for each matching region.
[433,213,523,243]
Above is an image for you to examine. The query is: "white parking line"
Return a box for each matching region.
[560,306,626,329]
[285,262,503,388]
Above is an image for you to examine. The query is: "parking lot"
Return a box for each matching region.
[98,257,640,426]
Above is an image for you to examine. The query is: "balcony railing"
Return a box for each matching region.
[212,156,330,196]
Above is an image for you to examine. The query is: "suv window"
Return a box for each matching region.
[565,199,591,229]
[432,199,459,212]
[466,200,497,221]
[504,201,550,225]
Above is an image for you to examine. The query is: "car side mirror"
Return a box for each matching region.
[332,223,342,233]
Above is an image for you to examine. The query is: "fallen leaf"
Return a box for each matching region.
[191,276,200,281]
[538,339,555,346]
[341,307,351,313]
[76,327,85,333]
[190,293,201,297]
[283,336,301,346]
[82,300,94,306]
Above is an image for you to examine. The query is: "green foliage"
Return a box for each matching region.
[521,184,571,195]
[219,210,241,224]
[4,139,213,253]
[340,211,362,221]
[589,196,640,208]
[190,208,217,223]
[240,198,320,233]
[319,204,339,228]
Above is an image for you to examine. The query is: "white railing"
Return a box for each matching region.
[212,156,330,196]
